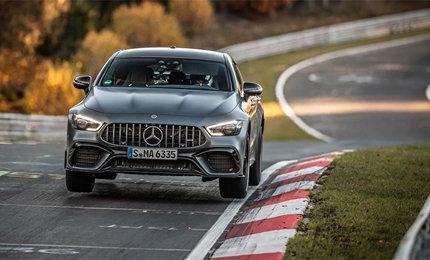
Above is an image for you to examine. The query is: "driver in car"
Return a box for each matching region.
[191,74,206,86]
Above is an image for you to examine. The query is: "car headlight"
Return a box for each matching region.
[206,120,243,136]
[71,114,104,132]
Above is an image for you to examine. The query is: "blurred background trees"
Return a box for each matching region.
[112,2,184,48]
[0,0,429,115]
[169,0,215,37]
[224,0,293,18]
[0,0,68,113]
[72,30,129,78]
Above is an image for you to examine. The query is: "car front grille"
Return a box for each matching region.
[73,147,102,167]
[101,123,206,148]
[206,152,236,172]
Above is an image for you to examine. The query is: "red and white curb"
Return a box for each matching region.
[210,152,343,260]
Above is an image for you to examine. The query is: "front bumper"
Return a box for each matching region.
[64,112,248,178]
[65,129,247,179]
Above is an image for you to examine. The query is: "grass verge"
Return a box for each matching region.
[238,27,430,141]
[284,144,430,259]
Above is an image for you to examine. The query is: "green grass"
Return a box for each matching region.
[238,27,430,141]
[284,144,430,259]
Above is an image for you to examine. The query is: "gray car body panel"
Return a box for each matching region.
[84,87,239,117]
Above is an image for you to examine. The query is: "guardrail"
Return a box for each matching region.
[394,195,430,260]
[220,8,430,62]
[0,113,66,142]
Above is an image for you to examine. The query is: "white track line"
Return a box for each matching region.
[0,242,190,252]
[0,203,221,215]
[426,83,430,102]
[275,33,430,142]
[211,229,296,258]
[185,160,295,260]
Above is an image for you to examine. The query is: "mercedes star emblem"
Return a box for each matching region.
[143,126,163,146]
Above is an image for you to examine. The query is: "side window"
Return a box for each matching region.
[233,63,244,95]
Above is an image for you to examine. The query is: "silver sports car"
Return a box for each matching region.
[65,46,264,199]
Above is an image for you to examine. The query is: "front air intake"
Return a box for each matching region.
[206,152,236,172]
[73,147,102,167]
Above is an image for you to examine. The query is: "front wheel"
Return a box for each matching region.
[66,170,95,192]
[249,126,263,186]
[219,136,249,199]
[219,175,248,199]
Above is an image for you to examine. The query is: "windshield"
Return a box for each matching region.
[101,58,231,91]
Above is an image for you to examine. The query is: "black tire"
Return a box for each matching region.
[249,127,262,186]
[219,175,248,199]
[94,173,117,180]
[66,170,95,192]
[219,136,249,199]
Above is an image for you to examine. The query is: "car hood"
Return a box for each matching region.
[83,87,239,117]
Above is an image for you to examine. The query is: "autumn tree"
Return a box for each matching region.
[112,1,185,48]
[0,0,70,113]
[225,0,293,18]
[0,0,47,52]
[36,0,137,60]
[168,0,216,37]
[24,61,84,115]
[73,30,129,77]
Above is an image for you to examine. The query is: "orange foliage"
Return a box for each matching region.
[112,1,185,48]
[226,0,293,18]
[0,0,73,114]
[24,61,84,115]
[73,29,129,77]
[169,0,216,37]
[0,48,38,112]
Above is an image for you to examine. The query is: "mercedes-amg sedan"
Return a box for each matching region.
[65,47,264,199]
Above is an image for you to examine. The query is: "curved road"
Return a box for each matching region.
[0,36,430,260]
[283,36,430,144]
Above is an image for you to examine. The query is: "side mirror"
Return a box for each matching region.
[73,75,91,91]
[244,82,263,96]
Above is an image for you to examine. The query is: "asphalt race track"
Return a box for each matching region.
[0,143,228,259]
[1,36,430,260]
[283,36,430,144]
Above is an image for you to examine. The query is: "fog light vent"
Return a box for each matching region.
[74,147,102,167]
[206,152,235,172]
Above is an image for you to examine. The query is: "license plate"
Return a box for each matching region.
[127,147,178,160]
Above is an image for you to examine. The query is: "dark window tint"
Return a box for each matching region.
[101,58,231,91]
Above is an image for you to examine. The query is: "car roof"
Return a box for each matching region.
[115,47,227,63]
